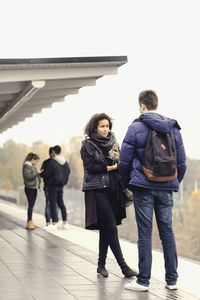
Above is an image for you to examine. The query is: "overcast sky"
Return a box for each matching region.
[0,0,200,159]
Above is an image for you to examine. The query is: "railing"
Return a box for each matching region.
[0,187,197,261]
[0,188,20,204]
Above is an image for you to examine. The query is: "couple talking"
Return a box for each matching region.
[80,90,186,292]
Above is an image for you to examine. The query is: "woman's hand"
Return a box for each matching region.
[107,163,118,172]
[113,148,120,162]
[110,148,120,162]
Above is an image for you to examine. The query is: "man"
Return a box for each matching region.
[42,145,70,230]
[40,147,55,226]
[118,90,186,292]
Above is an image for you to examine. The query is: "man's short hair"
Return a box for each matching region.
[49,147,54,155]
[53,145,61,154]
[138,90,158,110]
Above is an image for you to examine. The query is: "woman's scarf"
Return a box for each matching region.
[90,131,124,206]
[90,131,117,153]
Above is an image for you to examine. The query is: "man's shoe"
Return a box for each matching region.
[44,222,51,228]
[165,284,178,290]
[45,223,58,230]
[121,265,137,278]
[97,266,109,277]
[125,281,149,292]
[62,223,69,230]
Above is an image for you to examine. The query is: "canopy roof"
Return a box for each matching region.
[0,56,127,134]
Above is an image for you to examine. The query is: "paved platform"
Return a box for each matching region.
[0,201,199,300]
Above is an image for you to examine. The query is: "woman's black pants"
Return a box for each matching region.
[25,188,37,221]
[95,189,125,267]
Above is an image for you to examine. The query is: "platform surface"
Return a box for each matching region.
[0,199,199,300]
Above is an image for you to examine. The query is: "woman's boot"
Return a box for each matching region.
[32,221,38,228]
[120,262,137,278]
[26,220,35,230]
[97,265,109,277]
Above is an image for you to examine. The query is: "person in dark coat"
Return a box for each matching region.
[40,147,57,226]
[41,145,70,230]
[80,113,137,279]
[119,90,187,292]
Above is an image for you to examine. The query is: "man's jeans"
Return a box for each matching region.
[133,188,178,287]
[48,186,67,223]
[44,191,51,223]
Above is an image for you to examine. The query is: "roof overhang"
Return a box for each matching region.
[0,56,127,134]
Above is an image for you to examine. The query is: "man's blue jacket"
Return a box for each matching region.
[118,112,186,191]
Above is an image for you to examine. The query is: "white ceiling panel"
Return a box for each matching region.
[0,56,127,133]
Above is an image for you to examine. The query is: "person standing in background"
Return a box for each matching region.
[41,145,70,230]
[23,152,41,230]
[40,147,55,226]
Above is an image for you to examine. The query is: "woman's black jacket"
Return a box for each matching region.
[80,139,111,191]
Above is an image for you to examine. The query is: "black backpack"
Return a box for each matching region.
[142,129,177,182]
[61,162,70,186]
[54,161,70,186]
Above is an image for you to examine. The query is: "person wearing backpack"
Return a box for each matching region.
[41,145,70,230]
[40,147,60,227]
[118,90,186,292]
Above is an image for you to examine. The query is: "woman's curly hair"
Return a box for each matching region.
[84,113,113,137]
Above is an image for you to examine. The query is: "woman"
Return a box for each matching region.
[22,152,41,230]
[80,113,137,278]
